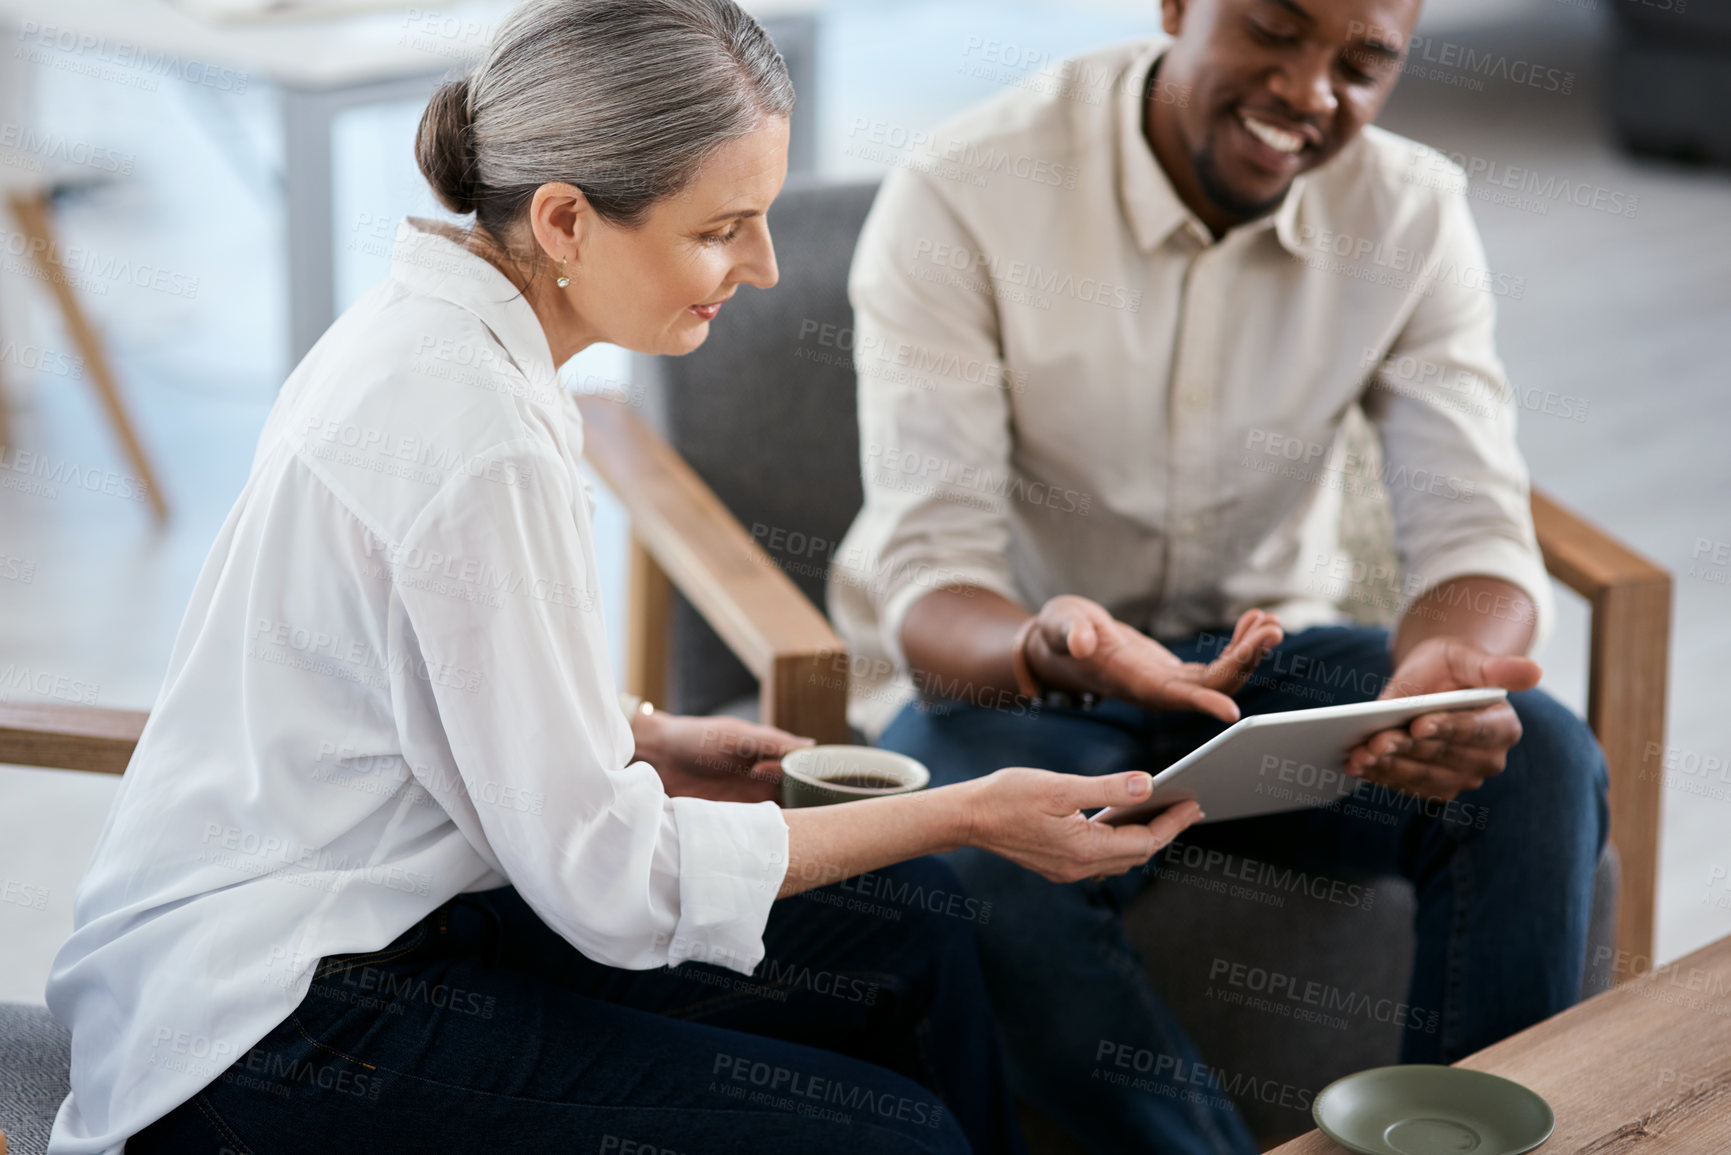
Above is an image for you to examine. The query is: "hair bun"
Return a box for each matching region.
[415,78,478,215]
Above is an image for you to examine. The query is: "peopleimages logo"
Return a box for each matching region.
[1207,957,1441,1034]
[247,615,485,695]
[199,822,434,896]
[1347,21,1576,95]
[796,318,1028,394]
[0,226,199,299]
[0,878,49,911]
[1294,224,1526,300]
[0,123,133,175]
[1406,149,1639,219]
[865,441,1093,516]
[15,21,249,93]
[955,36,1191,109]
[0,662,100,705]
[1400,32,1574,94]
[300,415,535,490]
[0,445,150,503]
[1239,427,1478,504]
[149,1027,237,1072]
[1153,840,1376,911]
[1094,1041,1316,1111]
[710,1053,946,1128]
[910,238,1143,313]
[359,528,591,611]
[846,117,1080,189]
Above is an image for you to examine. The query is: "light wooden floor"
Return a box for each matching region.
[1,0,1727,1004]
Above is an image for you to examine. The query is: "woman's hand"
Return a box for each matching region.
[1026,598,1283,723]
[632,712,813,804]
[956,767,1204,882]
[777,766,1205,897]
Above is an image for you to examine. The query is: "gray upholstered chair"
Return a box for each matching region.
[0,708,142,1154]
[581,179,1669,1149]
[0,1000,72,1154]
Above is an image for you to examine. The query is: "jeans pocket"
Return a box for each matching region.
[298,918,436,1046]
[131,1089,258,1155]
[312,916,433,982]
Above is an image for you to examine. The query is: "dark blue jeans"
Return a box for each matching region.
[880,626,1609,1155]
[132,858,1024,1154]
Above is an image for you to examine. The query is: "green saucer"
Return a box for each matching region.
[1313,1065,1555,1155]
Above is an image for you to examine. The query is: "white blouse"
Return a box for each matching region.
[44,219,790,1153]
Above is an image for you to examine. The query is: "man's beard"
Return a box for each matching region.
[1195,136,1290,224]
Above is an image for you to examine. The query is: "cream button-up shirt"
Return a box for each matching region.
[46,219,789,1153]
[829,38,1552,739]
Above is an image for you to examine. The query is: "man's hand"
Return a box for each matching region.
[631,712,813,804]
[1345,636,1542,801]
[1025,597,1284,723]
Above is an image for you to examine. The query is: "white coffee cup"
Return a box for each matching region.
[779,745,930,808]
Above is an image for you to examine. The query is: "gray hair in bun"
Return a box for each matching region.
[415,0,793,240]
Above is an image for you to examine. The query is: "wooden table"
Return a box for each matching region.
[1268,934,1731,1154]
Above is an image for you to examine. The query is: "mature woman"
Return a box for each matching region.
[42,2,1258,1152]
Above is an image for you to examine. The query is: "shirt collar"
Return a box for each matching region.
[389,217,557,386]
[1115,42,1309,258]
[1117,43,1204,253]
[1269,173,1312,256]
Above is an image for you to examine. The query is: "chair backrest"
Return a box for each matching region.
[636,179,880,715]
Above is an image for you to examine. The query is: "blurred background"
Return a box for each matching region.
[0,0,1726,1004]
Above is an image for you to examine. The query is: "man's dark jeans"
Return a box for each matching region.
[132,857,1024,1154]
[880,625,1609,1155]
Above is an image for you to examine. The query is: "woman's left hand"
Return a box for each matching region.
[631,711,813,804]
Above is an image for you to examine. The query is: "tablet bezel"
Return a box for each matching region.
[1089,687,1510,827]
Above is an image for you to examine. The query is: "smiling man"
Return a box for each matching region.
[1149,0,1411,230]
[829,0,1609,1150]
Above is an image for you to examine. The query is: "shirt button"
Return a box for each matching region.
[1178,516,1200,534]
[1182,390,1204,409]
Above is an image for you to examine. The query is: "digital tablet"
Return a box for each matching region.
[1090,687,1508,827]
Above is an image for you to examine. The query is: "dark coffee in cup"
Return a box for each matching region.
[780,746,931,808]
[820,773,901,789]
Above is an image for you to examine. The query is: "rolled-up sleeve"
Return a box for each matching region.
[389,439,787,974]
[844,169,1025,667]
[1364,180,1554,652]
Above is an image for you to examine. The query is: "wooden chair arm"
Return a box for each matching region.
[0,702,146,774]
[1531,487,1671,973]
[576,394,850,743]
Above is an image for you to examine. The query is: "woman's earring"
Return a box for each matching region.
[556,259,571,289]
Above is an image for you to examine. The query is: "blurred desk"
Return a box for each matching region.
[0,0,819,363]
